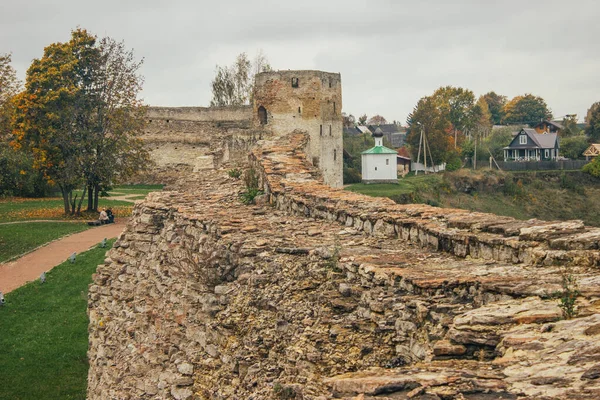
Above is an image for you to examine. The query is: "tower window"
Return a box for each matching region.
[292,77,299,88]
[258,106,268,125]
[329,80,332,88]
[298,107,301,113]
[333,102,336,114]
[320,125,323,136]
[329,125,332,136]
[334,149,337,161]
[386,159,389,165]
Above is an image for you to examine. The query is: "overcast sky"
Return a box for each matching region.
[2,0,599,124]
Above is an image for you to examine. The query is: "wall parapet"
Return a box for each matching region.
[147,105,252,122]
[250,132,600,267]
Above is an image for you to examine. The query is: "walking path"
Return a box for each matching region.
[0,219,127,294]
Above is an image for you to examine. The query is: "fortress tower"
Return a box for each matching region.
[253,70,343,188]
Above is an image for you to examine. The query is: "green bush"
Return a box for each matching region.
[560,135,588,160]
[583,157,600,178]
[445,152,462,172]
[227,168,242,179]
[343,166,362,184]
[0,144,51,197]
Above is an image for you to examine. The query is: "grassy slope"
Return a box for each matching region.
[345,171,600,227]
[0,222,90,263]
[345,175,442,197]
[0,240,114,400]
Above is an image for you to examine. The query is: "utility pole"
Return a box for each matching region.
[423,128,427,174]
[474,134,477,170]
[415,123,423,176]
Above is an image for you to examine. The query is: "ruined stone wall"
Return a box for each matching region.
[140,106,258,184]
[88,130,600,399]
[253,70,343,188]
[252,133,600,268]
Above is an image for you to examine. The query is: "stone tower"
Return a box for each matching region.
[253,70,343,188]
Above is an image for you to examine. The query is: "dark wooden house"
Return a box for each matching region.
[503,128,559,161]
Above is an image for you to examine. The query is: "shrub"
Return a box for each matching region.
[583,157,600,178]
[553,269,579,320]
[560,135,588,160]
[239,167,263,204]
[227,168,242,179]
[445,151,462,172]
[343,166,362,184]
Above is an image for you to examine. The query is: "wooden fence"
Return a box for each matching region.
[493,160,590,171]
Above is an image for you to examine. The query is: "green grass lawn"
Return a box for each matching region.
[345,174,442,198]
[0,222,91,263]
[0,240,114,400]
[0,198,133,223]
[112,183,163,192]
[0,184,163,223]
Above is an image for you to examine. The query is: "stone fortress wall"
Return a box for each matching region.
[87,72,600,399]
[142,70,344,188]
[142,105,258,183]
[88,133,600,399]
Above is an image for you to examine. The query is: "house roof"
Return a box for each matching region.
[367,124,404,134]
[343,126,362,136]
[362,145,398,155]
[534,120,564,130]
[397,147,412,159]
[356,125,372,134]
[504,128,558,150]
[583,144,600,156]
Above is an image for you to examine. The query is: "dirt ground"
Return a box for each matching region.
[0,219,127,293]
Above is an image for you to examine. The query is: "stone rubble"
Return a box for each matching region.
[87,132,600,399]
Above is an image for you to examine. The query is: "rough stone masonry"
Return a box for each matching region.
[88,71,600,399]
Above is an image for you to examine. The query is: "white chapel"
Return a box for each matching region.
[361,128,398,184]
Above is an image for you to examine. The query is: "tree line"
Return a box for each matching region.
[0,29,149,214]
[405,87,600,168]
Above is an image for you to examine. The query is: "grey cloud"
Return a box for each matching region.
[1,0,599,122]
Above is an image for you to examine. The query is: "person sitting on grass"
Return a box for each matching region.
[106,208,115,224]
[99,208,109,224]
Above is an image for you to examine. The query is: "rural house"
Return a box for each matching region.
[533,120,563,134]
[503,128,559,161]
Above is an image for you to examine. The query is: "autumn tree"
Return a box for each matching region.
[358,114,368,125]
[585,102,600,142]
[432,86,479,148]
[367,115,387,125]
[406,96,452,165]
[502,94,552,125]
[12,29,149,214]
[560,114,581,138]
[81,36,150,211]
[210,51,272,106]
[0,53,21,138]
[342,112,355,128]
[481,91,507,125]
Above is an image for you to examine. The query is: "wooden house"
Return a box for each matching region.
[503,128,559,161]
[533,120,563,134]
